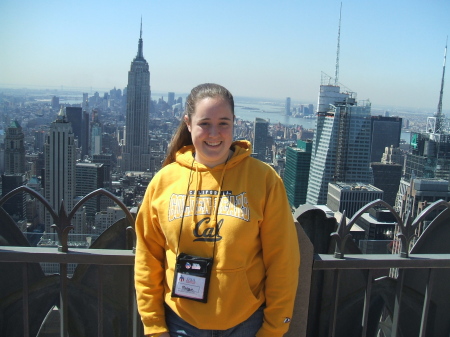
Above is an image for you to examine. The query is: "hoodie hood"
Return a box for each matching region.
[175,140,252,171]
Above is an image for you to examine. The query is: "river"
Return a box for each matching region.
[234,103,411,143]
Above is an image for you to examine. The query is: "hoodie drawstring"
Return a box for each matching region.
[176,150,232,260]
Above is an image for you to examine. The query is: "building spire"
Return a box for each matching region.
[137,17,144,59]
[435,36,447,134]
[334,2,342,86]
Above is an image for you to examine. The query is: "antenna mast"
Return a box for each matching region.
[334,2,342,86]
[436,37,447,134]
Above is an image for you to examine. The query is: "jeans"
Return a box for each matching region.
[165,304,264,337]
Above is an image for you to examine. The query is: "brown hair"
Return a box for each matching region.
[162,83,234,167]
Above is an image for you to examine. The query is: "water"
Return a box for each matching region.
[234,104,411,143]
[235,101,315,127]
[59,94,411,142]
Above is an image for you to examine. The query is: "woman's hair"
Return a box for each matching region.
[162,83,234,167]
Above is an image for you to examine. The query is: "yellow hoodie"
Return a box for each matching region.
[135,140,300,337]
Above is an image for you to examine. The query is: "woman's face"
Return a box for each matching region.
[185,96,234,168]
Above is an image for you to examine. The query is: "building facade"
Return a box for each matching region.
[252,117,269,162]
[404,132,450,180]
[75,163,105,220]
[370,115,402,162]
[4,120,25,175]
[396,178,450,226]
[1,174,27,222]
[283,140,312,209]
[44,107,76,232]
[66,106,90,158]
[306,84,373,205]
[327,182,383,218]
[371,162,402,207]
[285,97,291,116]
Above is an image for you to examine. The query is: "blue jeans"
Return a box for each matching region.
[165,304,264,337]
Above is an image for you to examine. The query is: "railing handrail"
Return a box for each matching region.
[0,185,136,252]
[4,246,450,270]
[313,253,450,270]
[0,246,135,264]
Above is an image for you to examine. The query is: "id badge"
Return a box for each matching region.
[172,253,213,303]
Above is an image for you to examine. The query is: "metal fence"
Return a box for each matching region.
[2,188,450,337]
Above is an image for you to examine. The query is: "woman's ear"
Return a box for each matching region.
[184,115,191,132]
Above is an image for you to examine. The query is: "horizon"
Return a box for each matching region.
[1,0,449,113]
[0,85,442,116]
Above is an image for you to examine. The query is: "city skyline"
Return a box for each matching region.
[1,0,449,112]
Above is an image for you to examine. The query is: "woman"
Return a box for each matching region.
[135,83,300,337]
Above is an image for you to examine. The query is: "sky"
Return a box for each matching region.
[1,0,449,113]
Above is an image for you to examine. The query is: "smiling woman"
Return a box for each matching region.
[185,96,234,168]
[134,83,300,337]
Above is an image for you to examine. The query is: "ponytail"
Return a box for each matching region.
[162,119,192,167]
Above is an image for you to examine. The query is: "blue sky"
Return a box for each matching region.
[1,0,449,112]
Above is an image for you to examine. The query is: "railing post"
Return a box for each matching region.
[60,263,68,337]
[22,263,29,337]
[328,269,341,337]
[391,268,405,337]
[98,265,104,337]
[419,268,435,337]
[361,269,373,337]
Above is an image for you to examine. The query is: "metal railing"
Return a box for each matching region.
[0,186,139,337]
[2,189,450,337]
[307,199,450,337]
[312,253,450,337]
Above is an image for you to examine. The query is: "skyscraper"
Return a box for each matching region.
[65,107,82,143]
[283,140,312,208]
[91,109,102,155]
[2,120,26,222]
[370,116,402,162]
[1,174,27,223]
[75,162,105,219]
[51,96,59,110]
[122,21,151,172]
[44,107,76,231]
[66,106,89,158]
[168,92,175,106]
[285,97,291,116]
[306,80,372,205]
[371,162,402,207]
[4,120,25,174]
[253,117,269,162]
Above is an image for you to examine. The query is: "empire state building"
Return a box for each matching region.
[122,21,151,171]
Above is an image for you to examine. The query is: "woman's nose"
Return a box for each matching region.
[209,126,219,136]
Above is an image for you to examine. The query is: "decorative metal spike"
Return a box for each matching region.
[126,226,137,253]
[395,209,415,257]
[331,210,353,259]
[55,200,74,252]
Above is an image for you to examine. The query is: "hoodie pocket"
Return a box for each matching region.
[214,267,262,307]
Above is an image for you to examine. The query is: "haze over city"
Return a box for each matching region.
[1,0,449,112]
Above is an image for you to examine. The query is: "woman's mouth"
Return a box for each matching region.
[206,141,221,147]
